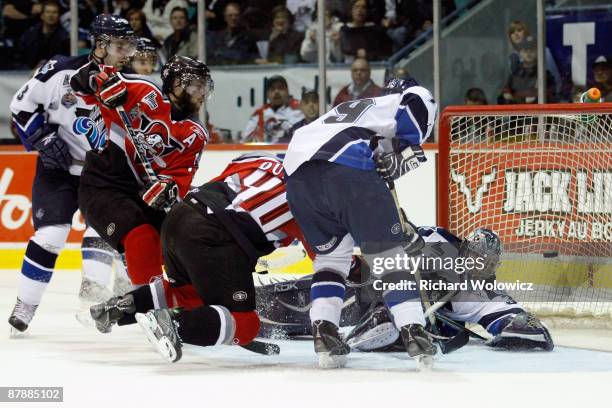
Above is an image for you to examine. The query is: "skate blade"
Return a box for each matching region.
[317,352,347,369]
[9,327,27,339]
[75,310,98,331]
[414,355,434,372]
[347,322,399,351]
[135,313,180,363]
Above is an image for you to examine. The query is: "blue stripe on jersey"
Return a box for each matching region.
[394,108,422,147]
[311,284,345,300]
[332,140,376,170]
[13,113,44,150]
[310,126,376,171]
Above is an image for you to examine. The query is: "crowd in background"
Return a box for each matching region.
[1,1,611,144]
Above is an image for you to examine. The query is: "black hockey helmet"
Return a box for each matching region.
[381,76,420,96]
[161,55,214,100]
[90,14,136,43]
[135,37,158,55]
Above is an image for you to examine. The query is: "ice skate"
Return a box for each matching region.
[345,304,399,351]
[136,309,182,363]
[78,278,113,304]
[8,298,38,336]
[88,294,135,333]
[486,312,554,351]
[312,320,350,369]
[400,323,437,371]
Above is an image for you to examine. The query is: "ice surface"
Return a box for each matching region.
[1,270,611,408]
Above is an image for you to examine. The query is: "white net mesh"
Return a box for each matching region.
[442,107,612,327]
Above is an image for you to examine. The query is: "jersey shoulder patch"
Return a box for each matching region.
[34,55,89,83]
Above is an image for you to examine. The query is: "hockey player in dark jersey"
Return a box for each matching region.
[255,227,554,353]
[8,14,139,335]
[86,153,315,362]
[73,55,211,288]
[283,77,438,368]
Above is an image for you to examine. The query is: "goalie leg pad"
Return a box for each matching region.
[485,311,554,351]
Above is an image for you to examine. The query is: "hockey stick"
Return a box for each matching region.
[241,340,280,355]
[115,105,160,184]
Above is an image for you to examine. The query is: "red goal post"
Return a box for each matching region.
[437,103,612,325]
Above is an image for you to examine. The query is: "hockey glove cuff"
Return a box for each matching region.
[142,177,179,211]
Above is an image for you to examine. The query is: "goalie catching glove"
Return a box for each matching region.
[375,149,425,181]
[142,177,179,210]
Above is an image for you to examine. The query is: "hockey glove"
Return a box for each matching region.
[94,71,128,109]
[375,151,424,182]
[142,177,179,211]
[31,124,72,171]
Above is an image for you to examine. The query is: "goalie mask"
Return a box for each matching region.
[161,55,214,119]
[464,228,502,281]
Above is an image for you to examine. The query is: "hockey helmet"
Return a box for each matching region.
[90,14,136,43]
[381,76,420,96]
[161,55,214,100]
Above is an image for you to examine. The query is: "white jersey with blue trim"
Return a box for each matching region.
[283,86,437,176]
[10,55,103,176]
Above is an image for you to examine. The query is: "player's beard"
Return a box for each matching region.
[170,92,199,121]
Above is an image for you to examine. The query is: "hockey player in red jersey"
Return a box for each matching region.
[73,55,211,286]
[87,153,315,362]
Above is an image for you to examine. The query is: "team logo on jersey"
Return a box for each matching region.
[232,291,248,302]
[73,116,106,150]
[132,114,185,160]
[315,236,338,252]
[451,167,497,214]
[61,92,77,108]
[38,59,57,75]
[391,223,402,234]
[107,223,116,236]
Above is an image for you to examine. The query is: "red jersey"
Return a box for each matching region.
[208,153,314,258]
[81,74,207,196]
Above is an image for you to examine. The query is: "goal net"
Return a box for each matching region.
[438,104,612,328]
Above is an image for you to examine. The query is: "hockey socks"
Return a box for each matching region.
[18,225,70,306]
[309,270,346,326]
[381,271,425,327]
[81,233,114,288]
[121,224,163,285]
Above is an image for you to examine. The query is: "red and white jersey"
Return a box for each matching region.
[242,99,304,143]
[79,73,207,196]
[210,153,313,255]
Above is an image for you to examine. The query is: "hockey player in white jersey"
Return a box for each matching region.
[283,77,438,368]
[8,14,138,334]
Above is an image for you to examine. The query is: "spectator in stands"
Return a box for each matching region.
[256,5,304,64]
[127,8,161,48]
[589,56,612,102]
[2,0,43,44]
[387,0,431,53]
[202,0,230,31]
[280,89,320,142]
[207,2,259,65]
[498,36,556,104]
[241,0,285,40]
[18,0,69,69]
[142,0,187,42]
[161,6,197,60]
[300,6,343,63]
[465,88,488,105]
[287,0,315,33]
[242,75,304,143]
[507,20,528,75]
[333,57,382,106]
[114,0,145,19]
[339,0,391,62]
